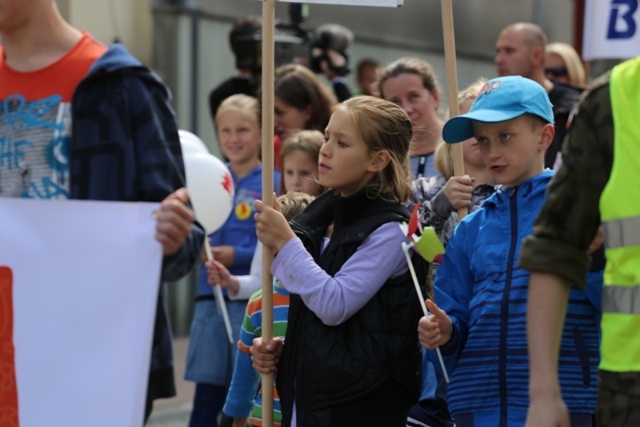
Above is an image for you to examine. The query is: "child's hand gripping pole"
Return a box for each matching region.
[401,229,450,383]
[441,0,467,220]
[203,237,234,344]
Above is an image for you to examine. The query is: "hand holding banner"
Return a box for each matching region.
[1,198,163,427]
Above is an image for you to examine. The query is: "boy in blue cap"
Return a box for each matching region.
[417,76,602,427]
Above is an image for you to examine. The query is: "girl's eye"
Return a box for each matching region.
[337,141,348,148]
[475,136,487,144]
[500,133,511,142]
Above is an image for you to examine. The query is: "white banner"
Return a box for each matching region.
[583,0,640,60]
[0,198,162,427]
[270,0,403,7]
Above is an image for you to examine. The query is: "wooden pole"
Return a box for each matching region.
[261,0,276,425]
[440,0,467,219]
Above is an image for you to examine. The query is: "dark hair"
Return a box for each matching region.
[229,16,262,71]
[272,64,337,131]
[338,96,413,203]
[357,58,379,77]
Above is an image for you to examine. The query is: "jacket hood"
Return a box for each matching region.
[89,43,141,73]
[85,43,171,100]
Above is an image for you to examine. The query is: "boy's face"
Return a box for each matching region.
[472,115,553,188]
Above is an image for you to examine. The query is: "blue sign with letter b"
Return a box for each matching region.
[608,0,638,39]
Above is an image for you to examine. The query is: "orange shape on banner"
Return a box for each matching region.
[0,266,19,426]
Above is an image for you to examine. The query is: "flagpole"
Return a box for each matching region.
[401,242,449,383]
[440,0,467,220]
[261,0,276,425]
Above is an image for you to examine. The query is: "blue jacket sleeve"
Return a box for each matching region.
[223,350,260,418]
[126,77,205,281]
[430,220,475,373]
[70,67,204,282]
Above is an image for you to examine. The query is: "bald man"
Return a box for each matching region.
[495,22,582,168]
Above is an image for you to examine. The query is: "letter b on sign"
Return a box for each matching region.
[608,0,638,39]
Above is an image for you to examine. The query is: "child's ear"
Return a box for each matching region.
[367,150,391,173]
[303,105,313,124]
[538,123,555,152]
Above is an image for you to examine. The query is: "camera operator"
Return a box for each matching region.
[208,16,262,121]
[308,23,354,102]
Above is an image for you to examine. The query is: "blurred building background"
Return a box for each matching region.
[60,0,605,335]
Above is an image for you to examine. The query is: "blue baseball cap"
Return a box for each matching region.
[442,76,554,143]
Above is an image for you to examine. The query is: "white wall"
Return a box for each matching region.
[63,0,153,66]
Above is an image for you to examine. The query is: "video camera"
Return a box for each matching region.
[230,5,353,78]
[307,24,353,76]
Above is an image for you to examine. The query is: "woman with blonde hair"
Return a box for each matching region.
[545,42,587,88]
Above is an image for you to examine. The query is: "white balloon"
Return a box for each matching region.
[179,129,209,155]
[184,153,235,234]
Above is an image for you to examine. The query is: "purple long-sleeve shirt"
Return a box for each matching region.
[271,222,409,326]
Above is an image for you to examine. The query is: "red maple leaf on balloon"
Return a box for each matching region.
[221,173,233,196]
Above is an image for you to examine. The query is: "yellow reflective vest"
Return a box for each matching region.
[599,56,640,372]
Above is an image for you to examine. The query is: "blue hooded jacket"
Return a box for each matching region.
[69,44,204,400]
[431,171,601,426]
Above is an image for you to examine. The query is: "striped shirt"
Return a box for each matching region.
[223,281,289,426]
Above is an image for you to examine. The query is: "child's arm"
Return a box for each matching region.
[206,259,240,295]
[270,222,408,326]
[223,348,260,420]
[223,302,262,420]
[418,299,453,349]
[411,175,471,244]
[428,221,475,364]
[232,242,263,300]
[207,244,264,300]
[212,245,236,267]
[439,175,474,211]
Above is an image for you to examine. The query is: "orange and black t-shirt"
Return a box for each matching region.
[0,32,107,199]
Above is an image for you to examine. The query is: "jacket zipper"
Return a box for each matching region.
[499,186,519,427]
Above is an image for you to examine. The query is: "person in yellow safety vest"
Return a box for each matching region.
[519,55,640,427]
